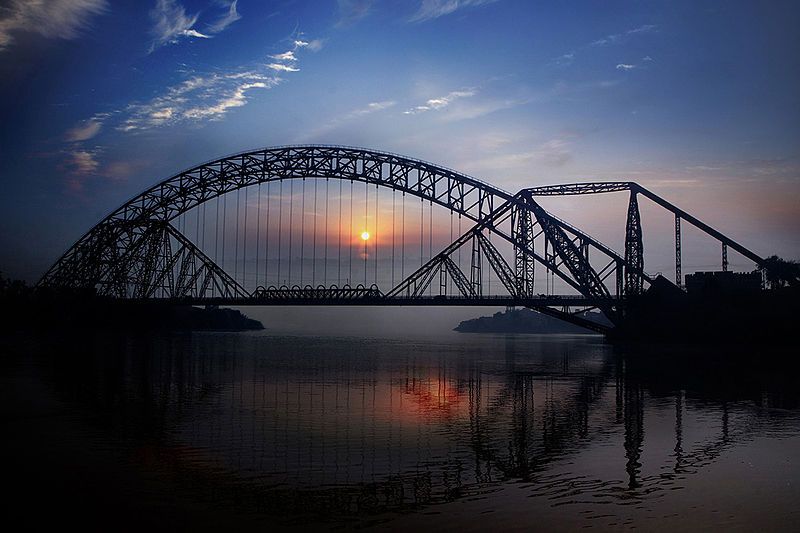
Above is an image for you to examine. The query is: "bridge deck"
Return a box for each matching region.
[139,295,608,307]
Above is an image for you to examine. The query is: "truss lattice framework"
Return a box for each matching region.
[526,182,766,269]
[41,220,247,299]
[40,146,647,309]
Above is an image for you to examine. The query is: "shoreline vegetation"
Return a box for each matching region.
[454,308,611,334]
[0,275,263,332]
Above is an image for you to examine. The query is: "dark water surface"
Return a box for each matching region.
[3,321,800,531]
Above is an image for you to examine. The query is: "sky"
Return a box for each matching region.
[0,0,799,282]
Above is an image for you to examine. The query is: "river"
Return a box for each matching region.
[2,309,799,531]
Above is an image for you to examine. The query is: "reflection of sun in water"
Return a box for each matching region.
[361,231,370,241]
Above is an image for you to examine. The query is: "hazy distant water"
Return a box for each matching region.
[4,308,800,530]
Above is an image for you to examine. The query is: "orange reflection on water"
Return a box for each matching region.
[399,377,467,420]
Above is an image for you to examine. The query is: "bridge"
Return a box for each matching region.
[39,145,767,333]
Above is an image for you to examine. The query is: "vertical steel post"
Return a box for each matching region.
[675,214,682,286]
[470,233,482,297]
[624,190,644,296]
[722,243,728,272]
[513,204,535,298]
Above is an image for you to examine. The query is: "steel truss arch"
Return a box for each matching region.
[39,146,648,316]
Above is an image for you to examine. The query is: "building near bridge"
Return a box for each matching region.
[684,271,762,294]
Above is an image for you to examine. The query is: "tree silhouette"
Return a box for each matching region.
[759,256,800,289]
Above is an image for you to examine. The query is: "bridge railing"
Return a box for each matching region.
[251,284,385,300]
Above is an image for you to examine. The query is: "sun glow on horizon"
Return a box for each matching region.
[361,231,370,241]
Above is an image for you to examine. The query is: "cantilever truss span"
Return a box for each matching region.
[39,146,766,330]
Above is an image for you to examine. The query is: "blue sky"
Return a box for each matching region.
[1,0,798,281]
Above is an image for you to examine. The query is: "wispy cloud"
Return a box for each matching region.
[75,35,315,135]
[149,0,208,51]
[441,97,527,121]
[464,137,574,174]
[60,111,112,190]
[532,138,572,166]
[404,89,476,114]
[336,0,373,27]
[183,81,272,120]
[591,24,657,46]
[149,0,244,51]
[64,113,108,142]
[499,139,573,167]
[294,38,324,52]
[616,63,636,71]
[207,0,241,34]
[59,148,101,189]
[270,50,297,61]
[553,52,575,66]
[267,62,299,72]
[349,100,396,117]
[303,100,396,140]
[68,149,100,174]
[0,0,107,52]
[61,147,116,194]
[266,39,317,72]
[628,24,657,35]
[120,72,281,131]
[410,0,499,22]
[554,25,657,69]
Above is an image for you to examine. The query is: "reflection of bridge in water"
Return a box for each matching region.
[39,146,768,332]
[45,333,796,523]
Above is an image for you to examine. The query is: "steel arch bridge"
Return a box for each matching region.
[39,145,766,332]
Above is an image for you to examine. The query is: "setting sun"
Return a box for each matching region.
[360,231,370,241]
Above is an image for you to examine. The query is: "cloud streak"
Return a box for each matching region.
[207,0,241,34]
[118,35,316,130]
[149,0,243,51]
[591,24,657,46]
[410,0,499,22]
[183,81,271,120]
[336,0,373,27]
[348,100,396,117]
[0,0,107,52]
[66,149,100,175]
[149,0,208,50]
[270,50,297,61]
[69,33,316,138]
[294,38,324,51]
[64,113,108,142]
[267,62,299,72]
[553,24,657,69]
[464,137,574,174]
[120,72,281,131]
[404,89,476,114]
[303,100,396,140]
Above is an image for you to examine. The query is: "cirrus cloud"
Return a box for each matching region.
[403,89,477,114]
[207,0,241,34]
[0,0,107,52]
[410,0,499,22]
[149,0,243,52]
[64,114,107,142]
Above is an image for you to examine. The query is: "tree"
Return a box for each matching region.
[759,255,800,289]
[0,272,29,297]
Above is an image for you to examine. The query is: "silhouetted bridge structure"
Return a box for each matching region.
[39,145,767,333]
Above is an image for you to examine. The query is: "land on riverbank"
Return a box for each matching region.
[454,307,611,334]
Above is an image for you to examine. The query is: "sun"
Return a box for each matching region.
[361,231,370,241]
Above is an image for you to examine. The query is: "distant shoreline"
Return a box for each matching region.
[1,296,264,333]
[454,308,610,334]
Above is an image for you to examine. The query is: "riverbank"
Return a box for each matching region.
[454,307,611,334]
[0,294,263,332]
